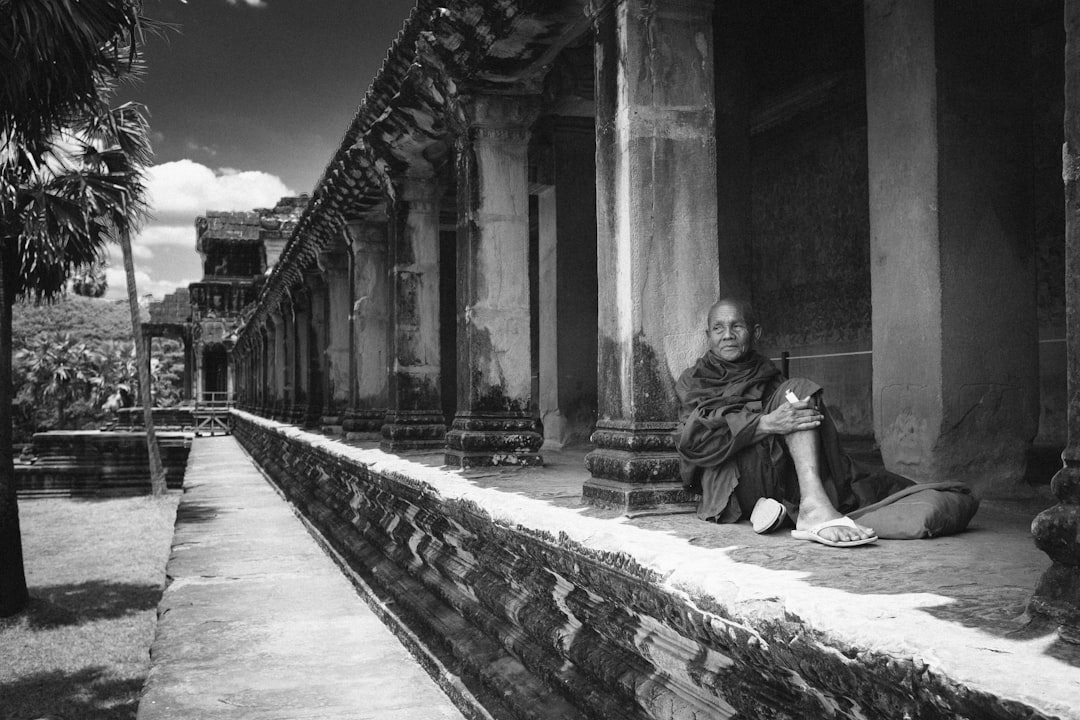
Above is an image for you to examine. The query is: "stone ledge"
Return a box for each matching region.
[16,430,192,497]
[230,409,1076,720]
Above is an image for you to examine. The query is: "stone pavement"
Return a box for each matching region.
[137,435,469,720]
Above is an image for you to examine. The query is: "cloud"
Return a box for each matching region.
[145,159,294,225]
[135,224,194,248]
[102,263,181,302]
[226,0,268,7]
[184,139,218,157]
[111,158,295,302]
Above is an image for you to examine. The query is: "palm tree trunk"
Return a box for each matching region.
[0,241,30,617]
[120,227,166,495]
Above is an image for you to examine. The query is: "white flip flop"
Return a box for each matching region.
[790,516,877,547]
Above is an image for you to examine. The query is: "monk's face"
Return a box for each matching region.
[706,302,761,362]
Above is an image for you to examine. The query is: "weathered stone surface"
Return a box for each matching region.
[586,0,719,511]
[343,407,387,441]
[233,412,1064,720]
[864,0,1038,493]
[584,421,683,511]
[579,478,695,515]
[16,431,191,497]
[115,407,196,430]
[1030,0,1080,641]
[380,410,445,452]
[448,93,544,468]
[348,216,390,414]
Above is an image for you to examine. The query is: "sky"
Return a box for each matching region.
[104,0,413,301]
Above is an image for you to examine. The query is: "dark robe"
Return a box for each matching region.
[674,350,909,523]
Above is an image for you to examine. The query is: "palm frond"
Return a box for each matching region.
[0,0,146,142]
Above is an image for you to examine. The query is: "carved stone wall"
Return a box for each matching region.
[232,412,1050,720]
[750,108,871,352]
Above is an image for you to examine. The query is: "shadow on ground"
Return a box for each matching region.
[0,666,144,720]
[173,499,219,525]
[16,581,162,628]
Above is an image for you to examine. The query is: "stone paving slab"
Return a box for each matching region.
[137,436,468,720]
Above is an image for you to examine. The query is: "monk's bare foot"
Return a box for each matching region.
[795,500,875,544]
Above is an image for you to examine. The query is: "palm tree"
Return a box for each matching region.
[0,0,149,618]
[84,98,169,498]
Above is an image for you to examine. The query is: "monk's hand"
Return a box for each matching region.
[759,398,823,436]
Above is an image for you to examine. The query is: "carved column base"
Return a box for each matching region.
[583,420,696,515]
[288,403,306,425]
[1030,454,1080,643]
[343,408,387,441]
[320,401,348,435]
[303,403,323,430]
[445,413,543,468]
[380,411,446,452]
[274,400,292,422]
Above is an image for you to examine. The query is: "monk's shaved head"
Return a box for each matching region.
[707,297,759,329]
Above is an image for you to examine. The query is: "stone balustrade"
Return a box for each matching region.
[231,410,1055,720]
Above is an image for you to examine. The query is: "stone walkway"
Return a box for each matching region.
[137,435,469,720]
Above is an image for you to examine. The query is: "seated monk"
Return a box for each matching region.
[674,298,913,547]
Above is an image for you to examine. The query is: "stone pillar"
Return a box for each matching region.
[181,334,193,402]
[581,0,720,512]
[290,288,311,424]
[258,326,269,415]
[304,270,329,429]
[344,215,390,441]
[319,236,351,433]
[234,346,244,408]
[246,346,255,410]
[279,296,294,420]
[269,308,286,416]
[865,0,1037,494]
[1030,0,1080,644]
[537,119,598,448]
[445,93,543,468]
[381,178,446,452]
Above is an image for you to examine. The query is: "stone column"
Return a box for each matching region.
[445,93,543,468]
[537,119,598,448]
[1031,0,1080,644]
[234,346,245,409]
[246,346,255,410]
[290,288,311,424]
[258,326,269,415]
[318,236,351,433]
[865,0,1037,494]
[381,178,446,452]
[181,334,193,402]
[581,0,720,512]
[304,270,329,429]
[344,215,390,441]
[269,308,286,417]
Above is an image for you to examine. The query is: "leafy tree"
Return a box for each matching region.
[71,260,108,297]
[14,333,105,430]
[0,0,150,618]
[13,295,132,344]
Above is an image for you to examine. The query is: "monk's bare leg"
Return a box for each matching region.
[783,429,875,543]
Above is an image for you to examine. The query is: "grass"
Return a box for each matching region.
[0,494,179,720]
